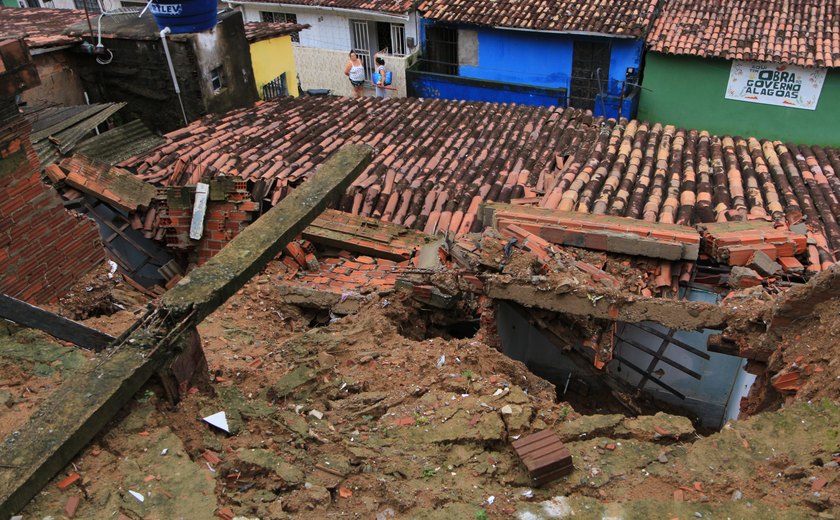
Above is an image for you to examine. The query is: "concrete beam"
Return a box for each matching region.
[0,145,374,519]
[485,278,729,331]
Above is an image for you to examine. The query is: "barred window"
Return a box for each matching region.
[260,11,300,42]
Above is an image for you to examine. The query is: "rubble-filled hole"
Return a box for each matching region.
[494,301,756,432]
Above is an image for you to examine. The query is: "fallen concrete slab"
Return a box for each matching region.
[0,144,374,519]
[485,277,729,331]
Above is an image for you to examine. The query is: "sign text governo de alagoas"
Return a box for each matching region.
[725,60,827,111]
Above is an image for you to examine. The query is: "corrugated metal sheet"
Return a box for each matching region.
[23,102,127,165]
[74,119,164,166]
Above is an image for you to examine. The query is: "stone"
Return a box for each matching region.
[500,405,514,415]
[235,448,304,487]
[271,365,316,399]
[317,351,336,368]
[748,250,782,276]
[783,465,806,479]
[658,453,669,464]
[728,266,763,289]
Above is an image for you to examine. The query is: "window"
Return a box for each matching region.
[569,41,612,110]
[390,23,406,56]
[73,0,101,12]
[260,11,300,42]
[210,67,224,92]
[424,25,458,75]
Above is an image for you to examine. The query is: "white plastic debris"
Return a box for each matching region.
[437,355,446,368]
[309,409,324,420]
[522,489,534,499]
[107,260,118,279]
[493,388,505,397]
[500,405,514,415]
[202,411,229,433]
[487,496,495,505]
[160,448,168,456]
[128,490,145,503]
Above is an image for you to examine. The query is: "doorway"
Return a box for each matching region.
[350,20,372,81]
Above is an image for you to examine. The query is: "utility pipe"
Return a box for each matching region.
[160,27,189,127]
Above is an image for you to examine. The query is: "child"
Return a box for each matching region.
[374,57,388,98]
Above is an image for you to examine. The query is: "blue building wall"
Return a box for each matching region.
[411,20,644,119]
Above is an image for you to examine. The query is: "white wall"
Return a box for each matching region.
[239,4,414,53]
[294,45,417,97]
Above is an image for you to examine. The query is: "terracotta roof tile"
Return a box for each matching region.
[647,0,840,68]
[242,0,412,15]
[122,96,840,262]
[0,7,86,49]
[417,0,659,36]
[244,22,310,43]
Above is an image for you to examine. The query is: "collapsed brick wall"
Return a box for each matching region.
[154,178,258,266]
[0,96,105,303]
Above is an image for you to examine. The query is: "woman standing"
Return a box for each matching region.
[374,56,388,98]
[344,51,365,98]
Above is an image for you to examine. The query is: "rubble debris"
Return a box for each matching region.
[512,430,574,487]
[485,202,700,261]
[0,145,374,517]
[728,266,763,289]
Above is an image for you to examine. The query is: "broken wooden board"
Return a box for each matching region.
[0,293,114,351]
[0,144,374,518]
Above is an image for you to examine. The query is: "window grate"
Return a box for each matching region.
[263,72,288,100]
[260,11,300,42]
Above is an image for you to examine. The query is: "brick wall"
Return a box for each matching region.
[0,93,105,304]
[155,178,258,266]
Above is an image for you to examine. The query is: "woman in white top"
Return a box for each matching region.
[344,51,365,98]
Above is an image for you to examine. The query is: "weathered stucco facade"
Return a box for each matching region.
[67,10,257,132]
[250,35,300,98]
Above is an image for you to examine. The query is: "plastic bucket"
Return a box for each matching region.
[149,0,218,34]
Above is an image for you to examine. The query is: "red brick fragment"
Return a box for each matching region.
[57,472,81,490]
[65,495,81,517]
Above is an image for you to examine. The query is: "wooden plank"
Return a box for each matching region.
[0,144,374,519]
[0,293,114,351]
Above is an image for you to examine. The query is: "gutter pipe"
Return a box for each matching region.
[160,27,189,127]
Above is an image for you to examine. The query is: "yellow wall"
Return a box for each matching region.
[249,35,299,98]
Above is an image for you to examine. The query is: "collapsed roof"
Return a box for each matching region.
[120,96,840,264]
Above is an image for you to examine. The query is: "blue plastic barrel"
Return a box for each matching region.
[149,0,218,34]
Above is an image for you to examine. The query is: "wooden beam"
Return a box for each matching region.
[0,293,114,351]
[0,144,374,519]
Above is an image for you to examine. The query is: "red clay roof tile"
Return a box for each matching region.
[0,7,86,49]
[244,22,310,43]
[418,0,658,36]
[647,0,839,68]
[122,97,840,262]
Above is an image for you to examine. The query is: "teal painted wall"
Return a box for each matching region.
[638,52,840,146]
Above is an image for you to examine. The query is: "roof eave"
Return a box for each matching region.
[226,0,411,19]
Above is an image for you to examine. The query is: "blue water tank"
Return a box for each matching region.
[149,0,218,34]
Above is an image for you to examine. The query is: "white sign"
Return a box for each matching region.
[725,60,826,110]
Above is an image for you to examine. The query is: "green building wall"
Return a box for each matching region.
[638,51,840,146]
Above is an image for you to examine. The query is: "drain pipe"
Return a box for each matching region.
[160,27,189,127]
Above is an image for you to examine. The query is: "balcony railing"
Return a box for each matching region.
[262,73,288,100]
